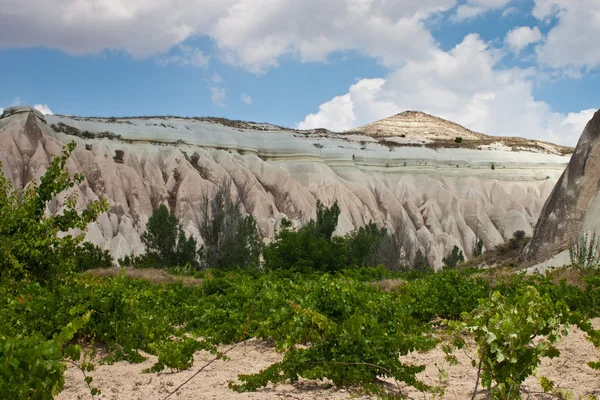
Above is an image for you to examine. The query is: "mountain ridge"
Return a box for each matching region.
[0,106,572,268]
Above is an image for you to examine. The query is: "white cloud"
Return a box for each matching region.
[210,86,227,107]
[298,34,593,146]
[452,0,513,21]
[505,26,543,54]
[501,6,519,17]
[533,0,600,70]
[240,93,252,105]
[211,74,224,84]
[33,104,53,115]
[156,45,210,68]
[0,0,456,72]
[0,108,4,115]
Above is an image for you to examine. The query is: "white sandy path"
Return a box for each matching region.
[58,320,600,400]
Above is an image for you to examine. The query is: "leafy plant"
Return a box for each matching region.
[0,141,108,282]
[74,242,114,272]
[449,286,571,399]
[455,137,463,143]
[569,231,600,270]
[443,245,464,269]
[194,178,261,270]
[141,204,200,269]
[473,238,484,257]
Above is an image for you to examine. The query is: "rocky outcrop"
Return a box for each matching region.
[524,109,600,263]
[0,106,572,268]
[352,111,486,140]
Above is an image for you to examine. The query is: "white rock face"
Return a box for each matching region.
[0,106,572,268]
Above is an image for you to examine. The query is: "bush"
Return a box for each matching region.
[346,221,387,267]
[264,201,347,272]
[194,178,261,270]
[508,230,527,250]
[450,286,572,399]
[74,242,114,272]
[0,141,108,282]
[443,245,464,269]
[141,204,200,269]
[569,231,600,270]
[455,136,463,143]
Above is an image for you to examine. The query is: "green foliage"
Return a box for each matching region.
[141,204,200,269]
[508,230,528,250]
[196,180,261,270]
[0,141,108,282]
[0,333,65,399]
[443,245,464,269]
[311,200,341,241]
[263,224,348,272]
[0,312,92,400]
[473,238,484,257]
[346,221,388,267]
[229,274,436,395]
[450,286,571,399]
[264,202,349,272]
[454,137,463,143]
[412,249,431,271]
[569,231,600,270]
[74,242,114,272]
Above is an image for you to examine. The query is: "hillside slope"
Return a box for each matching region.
[0,106,572,267]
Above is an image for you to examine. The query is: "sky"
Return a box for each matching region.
[0,0,598,146]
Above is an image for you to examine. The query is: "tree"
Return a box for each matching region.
[472,238,484,257]
[141,204,200,269]
[194,178,261,270]
[263,201,347,272]
[312,200,341,241]
[74,242,114,272]
[0,141,108,282]
[412,249,431,271]
[373,219,414,271]
[141,204,180,267]
[443,245,464,269]
[346,221,388,267]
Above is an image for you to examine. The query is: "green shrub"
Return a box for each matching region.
[141,204,200,269]
[450,286,572,399]
[194,179,261,270]
[74,242,114,272]
[0,141,108,282]
[443,245,464,269]
[455,137,463,143]
[569,231,600,270]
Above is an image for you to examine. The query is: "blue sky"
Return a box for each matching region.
[0,0,598,145]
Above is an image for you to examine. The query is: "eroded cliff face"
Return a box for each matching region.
[525,109,600,264]
[0,106,572,268]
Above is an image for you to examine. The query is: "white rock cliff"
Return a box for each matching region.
[0,106,573,268]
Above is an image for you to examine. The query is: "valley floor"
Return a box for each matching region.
[58,319,600,400]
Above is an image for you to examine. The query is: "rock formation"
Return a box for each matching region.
[0,106,572,268]
[524,109,600,264]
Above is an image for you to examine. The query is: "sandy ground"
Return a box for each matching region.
[57,320,600,400]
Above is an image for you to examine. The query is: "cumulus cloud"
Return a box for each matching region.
[533,0,600,70]
[505,26,543,54]
[240,93,252,105]
[156,45,210,68]
[211,74,224,84]
[210,86,227,107]
[0,108,3,115]
[0,0,456,72]
[298,34,593,146]
[452,0,513,21]
[33,104,53,115]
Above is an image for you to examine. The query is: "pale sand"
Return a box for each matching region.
[57,320,600,400]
